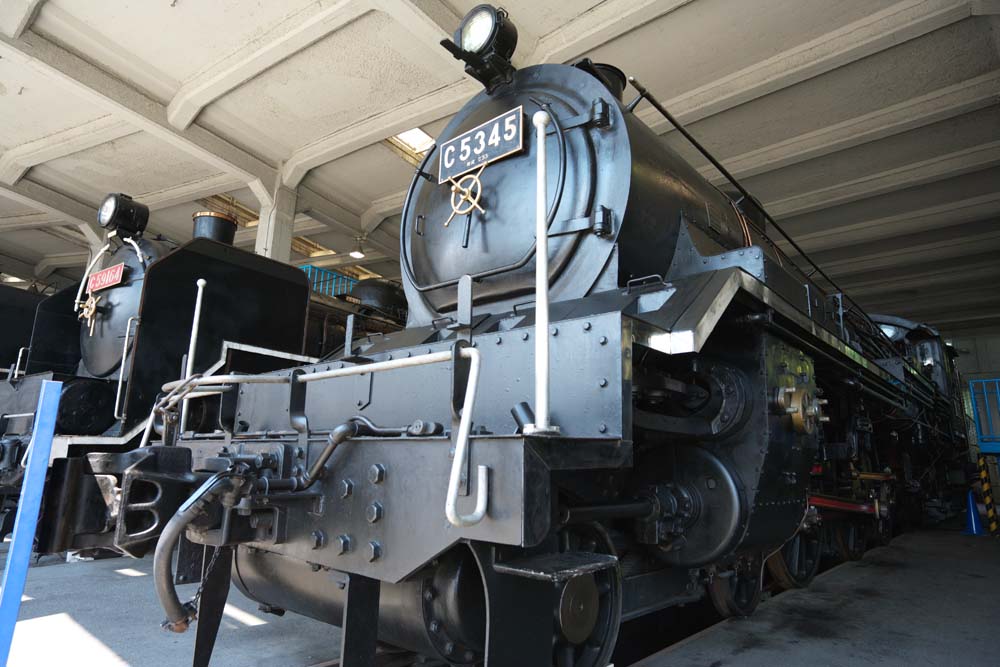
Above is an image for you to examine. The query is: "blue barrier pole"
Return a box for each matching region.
[0,380,62,663]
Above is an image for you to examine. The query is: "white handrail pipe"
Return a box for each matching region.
[524,110,559,435]
[179,279,208,431]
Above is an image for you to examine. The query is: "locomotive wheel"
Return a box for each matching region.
[873,509,894,546]
[709,556,762,618]
[834,519,869,561]
[554,524,622,667]
[766,526,822,590]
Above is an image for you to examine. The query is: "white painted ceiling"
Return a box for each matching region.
[0,0,997,333]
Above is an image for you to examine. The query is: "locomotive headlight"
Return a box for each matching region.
[441,4,518,92]
[460,6,496,53]
[96,192,150,237]
[98,195,117,228]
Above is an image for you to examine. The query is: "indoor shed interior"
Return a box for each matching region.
[1,1,998,666]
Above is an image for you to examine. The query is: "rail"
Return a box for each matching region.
[970,379,1000,454]
[301,265,357,298]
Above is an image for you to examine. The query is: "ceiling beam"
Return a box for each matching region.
[864,283,1000,311]
[0,29,279,206]
[371,0,460,69]
[0,0,43,38]
[360,190,407,234]
[282,80,478,188]
[35,250,88,278]
[636,0,978,133]
[297,186,398,258]
[0,115,137,185]
[167,0,371,130]
[819,220,1000,277]
[767,140,1000,219]
[232,214,327,248]
[0,210,60,232]
[0,178,101,247]
[140,173,247,211]
[782,191,1000,254]
[847,260,1000,298]
[696,70,1000,183]
[0,249,74,289]
[837,249,1000,288]
[279,0,697,188]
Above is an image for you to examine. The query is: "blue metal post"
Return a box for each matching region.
[0,380,61,663]
[970,380,984,440]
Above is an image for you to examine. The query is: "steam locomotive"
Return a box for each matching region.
[0,194,312,550]
[0,284,43,373]
[23,5,966,665]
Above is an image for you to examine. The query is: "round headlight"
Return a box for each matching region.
[97,194,118,227]
[461,7,495,53]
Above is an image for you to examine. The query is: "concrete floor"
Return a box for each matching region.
[4,546,340,667]
[636,529,1000,667]
[4,528,998,666]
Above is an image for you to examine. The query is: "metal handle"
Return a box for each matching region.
[113,316,139,420]
[523,110,559,435]
[444,346,489,527]
[179,279,208,432]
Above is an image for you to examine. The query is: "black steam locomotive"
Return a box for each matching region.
[0,284,43,373]
[0,194,312,550]
[32,6,966,665]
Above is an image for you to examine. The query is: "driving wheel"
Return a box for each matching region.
[553,523,623,667]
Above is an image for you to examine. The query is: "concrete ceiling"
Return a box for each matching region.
[0,0,997,334]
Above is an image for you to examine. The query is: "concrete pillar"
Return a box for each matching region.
[255,185,296,262]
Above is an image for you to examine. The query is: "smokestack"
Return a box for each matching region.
[192,211,238,246]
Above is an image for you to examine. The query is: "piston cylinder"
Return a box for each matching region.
[233,546,486,663]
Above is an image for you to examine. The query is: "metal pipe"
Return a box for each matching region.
[560,501,656,525]
[113,316,139,420]
[161,374,288,393]
[260,421,360,492]
[296,350,454,383]
[10,347,28,379]
[123,236,145,267]
[445,347,488,527]
[179,279,207,432]
[73,243,110,312]
[154,470,241,633]
[524,110,557,435]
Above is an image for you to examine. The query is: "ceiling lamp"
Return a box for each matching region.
[349,237,366,259]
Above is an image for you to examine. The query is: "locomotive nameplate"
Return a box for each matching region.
[86,262,125,293]
[438,106,523,183]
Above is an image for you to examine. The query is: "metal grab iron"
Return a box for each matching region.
[523,109,559,436]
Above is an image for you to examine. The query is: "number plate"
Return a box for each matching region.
[86,262,125,293]
[438,106,523,183]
